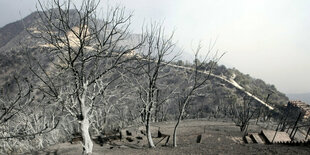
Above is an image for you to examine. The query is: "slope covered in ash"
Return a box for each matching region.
[0,11,289,119]
[0,10,293,154]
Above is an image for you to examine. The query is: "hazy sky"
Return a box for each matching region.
[0,0,309,94]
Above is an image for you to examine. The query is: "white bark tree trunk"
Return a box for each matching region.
[80,115,93,155]
[146,111,155,148]
[146,123,155,148]
[173,99,188,147]
[173,110,182,147]
[80,82,93,155]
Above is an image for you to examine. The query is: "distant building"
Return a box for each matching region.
[287,100,310,120]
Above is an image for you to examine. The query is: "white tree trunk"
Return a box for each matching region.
[146,123,155,148]
[173,114,182,147]
[145,91,155,148]
[173,103,186,147]
[80,82,93,155]
[146,109,155,148]
[80,115,93,155]
[173,129,177,147]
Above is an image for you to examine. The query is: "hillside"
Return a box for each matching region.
[0,10,290,124]
[0,11,289,107]
[0,10,291,154]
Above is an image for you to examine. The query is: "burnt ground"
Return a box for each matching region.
[34,119,310,155]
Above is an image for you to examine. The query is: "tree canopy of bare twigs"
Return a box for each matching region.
[26,0,143,154]
[171,43,223,147]
[121,23,179,148]
[232,95,256,135]
[0,77,60,153]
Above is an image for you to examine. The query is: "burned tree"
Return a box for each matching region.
[90,76,137,135]
[172,44,222,147]
[256,93,272,124]
[28,0,143,154]
[0,77,33,130]
[232,95,256,135]
[0,77,60,153]
[127,23,178,148]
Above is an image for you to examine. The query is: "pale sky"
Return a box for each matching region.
[0,0,309,94]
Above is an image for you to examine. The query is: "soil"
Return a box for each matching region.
[32,119,310,154]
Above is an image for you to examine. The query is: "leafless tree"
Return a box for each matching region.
[0,77,32,128]
[126,23,178,148]
[0,77,60,153]
[27,0,143,153]
[90,75,137,135]
[172,44,222,147]
[255,93,272,124]
[232,95,256,135]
